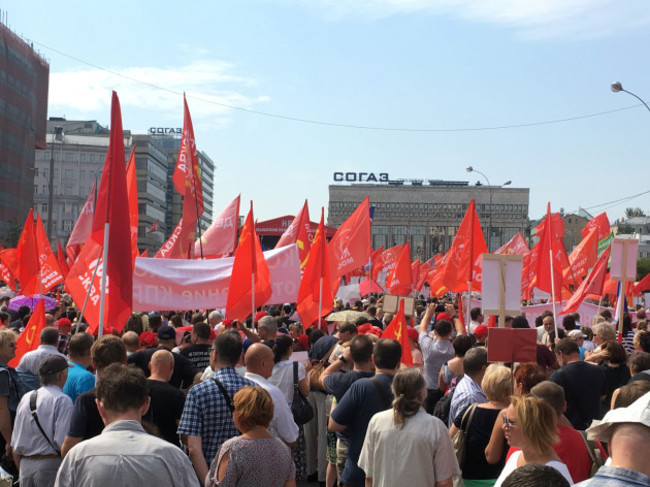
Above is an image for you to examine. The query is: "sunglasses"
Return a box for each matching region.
[502,415,517,428]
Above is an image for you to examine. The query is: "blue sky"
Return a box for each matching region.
[5,0,650,224]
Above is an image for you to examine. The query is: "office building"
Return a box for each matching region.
[0,21,49,240]
[328,176,529,261]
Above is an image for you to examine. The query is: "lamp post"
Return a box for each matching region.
[47,126,64,241]
[465,166,511,252]
[611,81,650,113]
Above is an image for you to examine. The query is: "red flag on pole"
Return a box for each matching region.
[372,244,405,281]
[564,228,598,287]
[125,146,139,261]
[385,242,412,296]
[225,203,272,322]
[561,246,610,315]
[67,91,132,335]
[34,213,64,293]
[157,95,204,259]
[582,212,610,241]
[381,299,413,367]
[15,209,40,296]
[440,199,487,293]
[494,232,529,256]
[297,208,333,327]
[193,195,240,259]
[67,180,96,250]
[328,196,371,283]
[9,299,47,367]
[0,248,18,291]
[276,200,311,268]
[56,242,69,279]
[535,203,564,298]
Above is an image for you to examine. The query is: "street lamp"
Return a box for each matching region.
[611,81,650,113]
[466,166,511,252]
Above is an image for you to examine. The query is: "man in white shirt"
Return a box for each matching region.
[17,327,67,391]
[244,343,298,444]
[468,307,484,335]
[11,355,73,487]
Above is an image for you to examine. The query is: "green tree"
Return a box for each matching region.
[638,258,650,281]
[625,207,646,219]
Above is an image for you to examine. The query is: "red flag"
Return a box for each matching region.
[411,259,420,291]
[9,299,47,367]
[582,212,610,241]
[67,91,132,334]
[495,232,529,256]
[561,246,610,315]
[146,220,159,234]
[126,146,139,261]
[634,272,650,295]
[140,249,149,258]
[34,214,64,293]
[456,293,467,334]
[535,203,564,299]
[65,245,80,266]
[276,200,311,268]
[440,199,487,293]
[157,96,204,259]
[56,242,69,279]
[0,248,18,291]
[225,203,272,321]
[385,242,412,296]
[328,196,371,282]
[367,246,384,278]
[381,300,413,367]
[564,228,598,286]
[67,180,96,250]
[297,208,333,327]
[15,209,40,296]
[194,195,241,258]
[172,94,204,216]
[372,244,405,281]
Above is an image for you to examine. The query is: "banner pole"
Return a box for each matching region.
[98,223,110,338]
[549,249,558,338]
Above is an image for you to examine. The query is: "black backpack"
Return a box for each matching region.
[433,388,454,425]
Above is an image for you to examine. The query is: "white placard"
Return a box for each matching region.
[610,239,638,281]
[481,256,523,314]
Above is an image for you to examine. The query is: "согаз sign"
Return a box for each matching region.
[149,127,182,135]
[333,172,389,183]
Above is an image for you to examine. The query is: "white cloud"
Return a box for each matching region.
[48,59,269,128]
[289,0,650,39]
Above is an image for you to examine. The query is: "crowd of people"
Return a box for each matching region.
[0,292,649,487]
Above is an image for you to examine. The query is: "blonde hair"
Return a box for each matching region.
[0,329,16,348]
[593,323,616,342]
[481,364,512,403]
[233,386,274,432]
[512,395,558,455]
[391,367,425,428]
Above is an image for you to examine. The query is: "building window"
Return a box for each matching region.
[34,185,38,194]
[63,220,73,231]
[64,186,72,196]
[79,170,85,180]
[64,169,73,179]
[42,203,48,214]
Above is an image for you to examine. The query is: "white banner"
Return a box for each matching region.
[133,245,301,312]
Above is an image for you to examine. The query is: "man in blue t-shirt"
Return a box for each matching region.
[329,338,402,487]
[63,333,95,403]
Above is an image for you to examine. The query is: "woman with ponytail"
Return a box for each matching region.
[358,368,460,487]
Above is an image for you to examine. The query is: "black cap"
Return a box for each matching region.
[39,355,70,376]
[157,325,176,341]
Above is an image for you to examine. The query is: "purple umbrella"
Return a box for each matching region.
[8,294,57,312]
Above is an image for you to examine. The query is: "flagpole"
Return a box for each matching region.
[251,273,255,331]
[466,285,472,328]
[98,223,110,338]
[77,252,102,334]
[549,249,559,339]
[319,277,323,325]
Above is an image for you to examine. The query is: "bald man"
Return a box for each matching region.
[244,343,298,444]
[144,350,186,446]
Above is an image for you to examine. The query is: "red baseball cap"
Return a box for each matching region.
[474,324,489,337]
[254,311,268,323]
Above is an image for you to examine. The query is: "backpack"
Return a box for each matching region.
[433,387,454,425]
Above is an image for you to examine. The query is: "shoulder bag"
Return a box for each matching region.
[291,361,314,425]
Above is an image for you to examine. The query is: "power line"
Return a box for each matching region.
[32,39,644,133]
